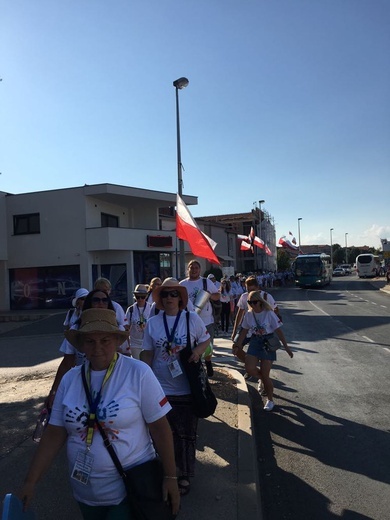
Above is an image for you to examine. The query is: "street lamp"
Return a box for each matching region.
[330,228,334,267]
[173,77,189,279]
[298,218,303,249]
[345,232,348,264]
[259,200,265,270]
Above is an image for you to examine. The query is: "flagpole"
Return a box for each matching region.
[173,77,189,279]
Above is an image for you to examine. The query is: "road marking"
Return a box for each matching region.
[380,305,387,309]
[308,300,331,316]
[371,302,377,305]
[362,335,374,343]
[383,348,390,354]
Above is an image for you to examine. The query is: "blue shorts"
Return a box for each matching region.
[247,334,276,361]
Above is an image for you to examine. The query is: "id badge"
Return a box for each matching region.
[168,359,183,378]
[71,450,94,485]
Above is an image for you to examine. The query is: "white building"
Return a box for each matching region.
[0,183,236,311]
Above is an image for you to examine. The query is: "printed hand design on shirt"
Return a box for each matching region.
[189,287,199,303]
[158,332,186,361]
[253,325,267,336]
[66,399,120,441]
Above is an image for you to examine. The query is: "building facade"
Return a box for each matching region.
[0,183,239,311]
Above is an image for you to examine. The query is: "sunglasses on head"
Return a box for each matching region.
[135,295,146,300]
[92,297,109,304]
[160,290,180,298]
[248,300,261,306]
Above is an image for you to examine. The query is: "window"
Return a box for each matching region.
[101,213,119,228]
[13,213,40,235]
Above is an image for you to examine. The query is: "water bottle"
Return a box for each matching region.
[32,408,49,443]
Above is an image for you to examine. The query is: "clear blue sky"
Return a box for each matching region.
[1,0,389,248]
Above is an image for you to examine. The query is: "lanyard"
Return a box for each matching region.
[162,311,182,354]
[82,353,118,449]
[137,304,145,323]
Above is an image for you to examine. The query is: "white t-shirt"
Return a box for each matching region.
[50,355,170,506]
[125,302,152,348]
[179,277,219,326]
[63,308,81,328]
[112,300,127,328]
[237,291,277,311]
[142,311,210,396]
[242,309,282,336]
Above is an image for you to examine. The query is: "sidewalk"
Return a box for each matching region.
[0,322,259,520]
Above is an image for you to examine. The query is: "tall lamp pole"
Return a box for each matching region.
[298,218,303,250]
[330,228,334,267]
[259,200,265,270]
[173,77,189,280]
[345,232,348,264]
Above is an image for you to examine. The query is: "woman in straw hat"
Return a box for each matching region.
[233,291,293,412]
[20,308,180,518]
[141,278,211,496]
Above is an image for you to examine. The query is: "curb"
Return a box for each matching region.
[223,367,261,520]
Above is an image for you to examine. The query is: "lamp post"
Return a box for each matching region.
[345,232,348,264]
[173,77,189,279]
[259,200,265,270]
[298,218,303,250]
[330,228,334,268]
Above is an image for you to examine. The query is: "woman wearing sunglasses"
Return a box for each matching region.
[125,284,152,359]
[141,278,210,496]
[233,291,293,412]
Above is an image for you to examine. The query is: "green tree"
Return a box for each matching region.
[277,248,292,271]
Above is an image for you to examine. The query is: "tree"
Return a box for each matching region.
[277,248,292,271]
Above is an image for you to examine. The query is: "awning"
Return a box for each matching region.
[218,255,235,262]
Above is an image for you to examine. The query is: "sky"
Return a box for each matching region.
[1,0,389,249]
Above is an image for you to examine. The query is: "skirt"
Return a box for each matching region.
[166,395,198,478]
[247,334,277,361]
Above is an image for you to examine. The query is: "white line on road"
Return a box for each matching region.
[361,335,374,343]
[383,348,390,354]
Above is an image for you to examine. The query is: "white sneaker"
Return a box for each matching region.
[263,400,274,412]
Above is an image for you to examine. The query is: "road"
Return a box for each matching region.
[248,277,390,520]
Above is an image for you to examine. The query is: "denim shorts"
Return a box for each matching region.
[247,334,277,361]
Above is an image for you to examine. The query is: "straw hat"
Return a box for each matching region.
[154,278,188,311]
[72,288,89,307]
[65,309,129,348]
[133,284,149,295]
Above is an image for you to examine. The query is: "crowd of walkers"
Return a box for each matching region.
[17,266,294,519]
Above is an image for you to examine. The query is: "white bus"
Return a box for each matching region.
[356,254,380,278]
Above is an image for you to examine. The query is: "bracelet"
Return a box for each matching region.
[164,476,178,480]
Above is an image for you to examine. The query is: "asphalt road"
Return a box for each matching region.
[248,277,390,520]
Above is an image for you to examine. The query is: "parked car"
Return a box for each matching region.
[339,264,352,275]
[333,268,346,277]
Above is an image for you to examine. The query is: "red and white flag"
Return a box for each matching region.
[278,235,299,252]
[176,194,221,265]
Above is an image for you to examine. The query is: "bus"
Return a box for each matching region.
[293,253,332,287]
[356,254,380,278]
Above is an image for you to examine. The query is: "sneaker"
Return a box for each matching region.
[205,360,214,378]
[263,400,274,412]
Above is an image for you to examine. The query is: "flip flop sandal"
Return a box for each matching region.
[178,477,191,496]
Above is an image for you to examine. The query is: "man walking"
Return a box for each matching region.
[180,260,220,376]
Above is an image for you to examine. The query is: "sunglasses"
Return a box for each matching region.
[135,295,146,300]
[92,297,109,304]
[160,290,180,298]
[248,300,262,306]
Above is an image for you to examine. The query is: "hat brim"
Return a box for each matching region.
[65,324,129,349]
[154,285,188,311]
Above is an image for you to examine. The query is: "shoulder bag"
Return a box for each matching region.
[179,311,218,418]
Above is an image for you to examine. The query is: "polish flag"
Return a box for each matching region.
[278,236,299,252]
[265,245,272,256]
[176,195,221,265]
